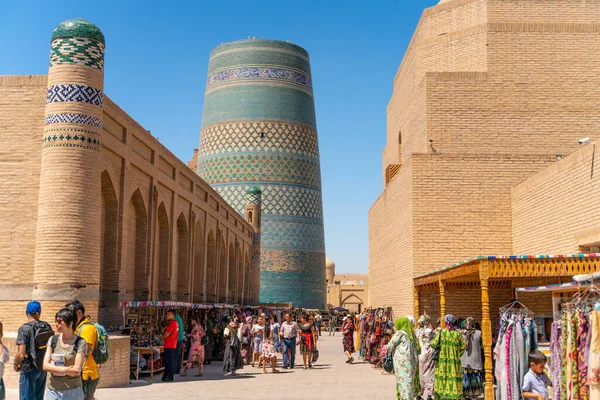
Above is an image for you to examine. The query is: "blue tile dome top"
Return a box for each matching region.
[51,18,105,44]
[246,187,262,195]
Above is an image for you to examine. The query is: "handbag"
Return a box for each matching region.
[201,334,209,346]
[312,349,319,363]
[382,351,394,373]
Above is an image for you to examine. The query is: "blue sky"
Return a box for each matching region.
[0,0,439,273]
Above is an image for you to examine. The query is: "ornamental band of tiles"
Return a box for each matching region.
[198,39,326,309]
[34,19,105,298]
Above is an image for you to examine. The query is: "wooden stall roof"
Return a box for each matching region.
[414,253,600,287]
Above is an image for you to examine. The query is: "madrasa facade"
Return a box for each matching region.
[369,0,600,318]
[0,18,262,333]
[196,39,327,309]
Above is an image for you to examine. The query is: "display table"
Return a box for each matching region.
[132,346,164,377]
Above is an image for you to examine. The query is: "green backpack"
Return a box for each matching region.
[78,321,110,364]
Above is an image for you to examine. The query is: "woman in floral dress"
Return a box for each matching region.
[261,323,280,374]
[342,315,356,364]
[415,313,436,400]
[387,317,421,400]
[430,314,466,400]
[181,316,205,377]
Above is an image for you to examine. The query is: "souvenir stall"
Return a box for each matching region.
[357,307,394,366]
[121,301,238,379]
[413,253,599,400]
[515,271,600,400]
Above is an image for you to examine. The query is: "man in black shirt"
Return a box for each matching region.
[14,301,53,400]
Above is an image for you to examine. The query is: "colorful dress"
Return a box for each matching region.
[300,323,314,354]
[343,321,355,353]
[415,326,436,398]
[431,329,465,400]
[262,338,277,359]
[387,330,420,400]
[186,324,205,371]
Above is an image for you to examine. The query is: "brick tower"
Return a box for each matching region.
[33,18,105,310]
[245,187,262,304]
[198,39,326,308]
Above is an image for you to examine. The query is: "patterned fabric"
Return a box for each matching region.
[570,312,580,399]
[430,329,465,400]
[588,311,600,400]
[551,321,563,400]
[186,324,205,368]
[261,339,277,359]
[506,324,513,400]
[463,368,484,397]
[578,312,590,400]
[415,326,435,398]
[299,323,314,354]
[342,321,355,353]
[386,330,420,400]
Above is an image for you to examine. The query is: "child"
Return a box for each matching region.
[0,321,8,400]
[522,350,552,400]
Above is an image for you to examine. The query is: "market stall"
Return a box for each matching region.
[357,307,394,366]
[413,253,600,400]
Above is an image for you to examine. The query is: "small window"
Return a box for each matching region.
[247,211,253,223]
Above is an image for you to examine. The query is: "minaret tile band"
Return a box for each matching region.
[198,39,326,309]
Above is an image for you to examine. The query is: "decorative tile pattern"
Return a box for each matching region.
[43,127,101,150]
[199,121,319,158]
[212,184,323,220]
[199,153,321,188]
[52,18,105,45]
[50,37,105,70]
[46,85,104,107]
[207,67,312,92]
[246,191,262,205]
[45,113,102,127]
[252,233,261,245]
[260,216,325,253]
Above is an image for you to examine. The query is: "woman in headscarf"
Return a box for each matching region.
[430,314,466,400]
[387,317,421,400]
[415,313,436,400]
[461,317,483,399]
[240,316,252,365]
[222,318,244,377]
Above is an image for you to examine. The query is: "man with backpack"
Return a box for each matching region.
[66,300,109,400]
[13,301,54,400]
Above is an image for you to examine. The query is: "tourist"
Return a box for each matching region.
[0,321,8,400]
[315,313,322,337]
[269,315,281,353]
[14,300,54,400]
[430,314,465,400]
[280,313,299,369]
[415,313,435,400]
[240,316,252,365]
[65,300,98,400]
[261,323,279,374]
[174,312,185,376]
[161,309,179,382]
[250,316,265,367]
[522,350,552,400]
[387,317,421,400]
[43,307,88,400]
[181,316,205,377]
[298,314,316,369]
[342,315,356,364]
[329,314,337,336]
[223,318,243,376]
[204,314,217,366]
[461,317,483,399]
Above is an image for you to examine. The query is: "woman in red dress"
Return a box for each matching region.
[298,314,316,369]
[342,315,356,364]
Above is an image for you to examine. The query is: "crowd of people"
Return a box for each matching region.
[350,313,552,400]
[1,300,104,400]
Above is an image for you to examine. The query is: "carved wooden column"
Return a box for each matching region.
[414,286,420,325]
[439,279,446,328]
[480,260,495,400]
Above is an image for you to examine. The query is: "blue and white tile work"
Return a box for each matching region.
[198,39,326,309]
[46,84,104,106]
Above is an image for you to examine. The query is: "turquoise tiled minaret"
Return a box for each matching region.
[197,39,326,309]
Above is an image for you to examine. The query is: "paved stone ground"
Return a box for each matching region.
[4,333,396,400]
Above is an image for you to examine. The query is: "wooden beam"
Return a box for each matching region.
[414,286,420,325]
[439,279,446,328]
[480,260,494,400]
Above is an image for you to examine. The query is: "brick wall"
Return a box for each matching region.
[512,144,600,254]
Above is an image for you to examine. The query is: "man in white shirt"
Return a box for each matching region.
[279,314,299,369]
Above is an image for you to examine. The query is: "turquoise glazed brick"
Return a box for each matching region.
[198,39,326,309]
[51,18,105,45]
